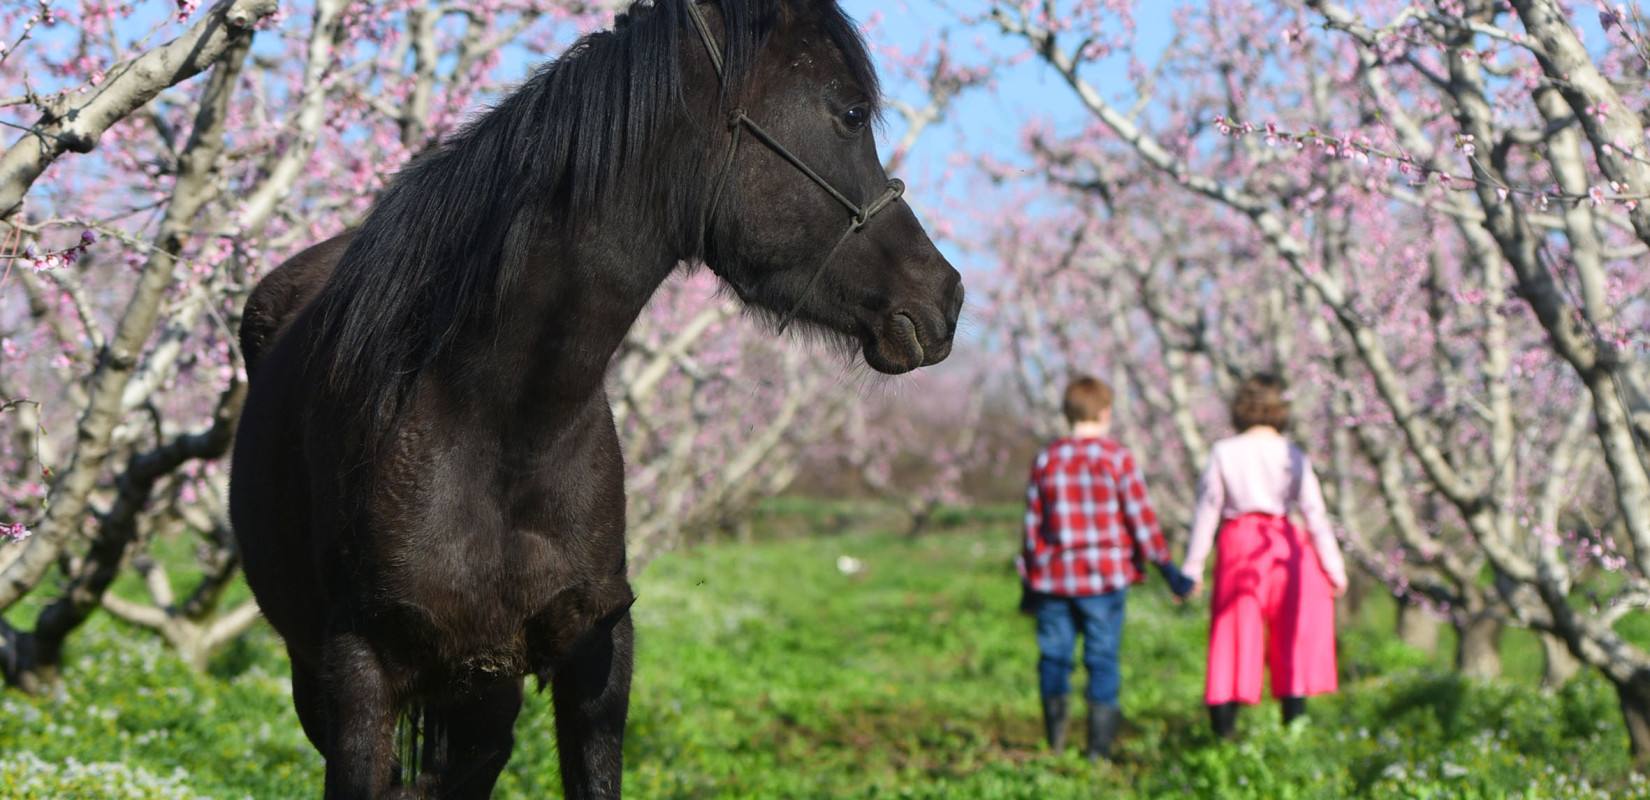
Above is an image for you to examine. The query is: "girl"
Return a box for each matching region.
[1182,374,1348,737]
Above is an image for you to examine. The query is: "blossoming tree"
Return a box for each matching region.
[981,0,1650,760]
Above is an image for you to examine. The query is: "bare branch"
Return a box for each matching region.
[1,35,253,617]
[0,0,278,219]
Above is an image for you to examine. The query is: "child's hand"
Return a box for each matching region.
[1172,579,1202,606]
[1018,584,1037,616]
[1154,560,1197,599]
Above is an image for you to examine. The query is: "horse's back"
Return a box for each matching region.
[240,232,352,375]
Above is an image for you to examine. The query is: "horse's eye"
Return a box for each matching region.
[842,106,869,131]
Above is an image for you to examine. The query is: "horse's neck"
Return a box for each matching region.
[445,220,680,430]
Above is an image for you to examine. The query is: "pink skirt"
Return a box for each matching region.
[1206,513,1337,705]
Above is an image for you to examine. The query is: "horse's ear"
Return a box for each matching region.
[616,0,673,29]
[614,0,658,29]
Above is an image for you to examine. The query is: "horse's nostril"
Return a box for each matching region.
[893,312,925,367]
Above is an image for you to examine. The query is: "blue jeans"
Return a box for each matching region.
[1028,589,1127,706]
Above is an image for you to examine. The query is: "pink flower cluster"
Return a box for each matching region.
[0,522,30,542]
[9,230,98,273]
[1597,2,1650,69]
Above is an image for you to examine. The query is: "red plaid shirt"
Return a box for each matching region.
[1017,436,1170,596]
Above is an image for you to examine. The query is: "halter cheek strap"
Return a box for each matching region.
[686,0,906,334]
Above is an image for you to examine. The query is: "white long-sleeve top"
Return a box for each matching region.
[1181,430,1348,588]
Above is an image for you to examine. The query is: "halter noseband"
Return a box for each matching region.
[686,0,906,334]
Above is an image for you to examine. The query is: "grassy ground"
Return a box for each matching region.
[1,514,1644,798]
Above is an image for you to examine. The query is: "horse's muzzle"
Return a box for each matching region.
[866,275,962,374]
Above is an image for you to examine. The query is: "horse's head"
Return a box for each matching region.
[691,0,963,375]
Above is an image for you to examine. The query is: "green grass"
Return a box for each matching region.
[1,523,1644,798]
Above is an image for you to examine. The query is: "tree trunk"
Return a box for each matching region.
[1396,600,1441,657]
[1613,671,1650,770]
[0,625,42,693]
[1455,614,1503,679]
[905,503,933,538]
[1338,569,1373,619]
[1540,631,1581,691]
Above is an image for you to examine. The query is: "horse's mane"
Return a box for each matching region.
[306,0,879,432]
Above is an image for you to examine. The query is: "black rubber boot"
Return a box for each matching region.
[1042,694,1071,751]
[1209,702,1239,740]
[1281,696,1307,726]
[1085,703,1123,762]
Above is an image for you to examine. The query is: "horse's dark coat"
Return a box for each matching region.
[229,1,962,798]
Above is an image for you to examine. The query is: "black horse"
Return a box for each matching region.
[228,1,962,798]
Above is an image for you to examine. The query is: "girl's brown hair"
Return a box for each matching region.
[1231,373,1290,432]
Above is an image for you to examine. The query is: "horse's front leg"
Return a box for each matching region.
[322,629,409,800]
[551,607,634,800]
[427,679,524,800]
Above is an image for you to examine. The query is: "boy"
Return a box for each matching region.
[1017,375,1193,761]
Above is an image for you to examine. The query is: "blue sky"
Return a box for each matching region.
[842,1,1177,166]
[836,0,1178,268]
